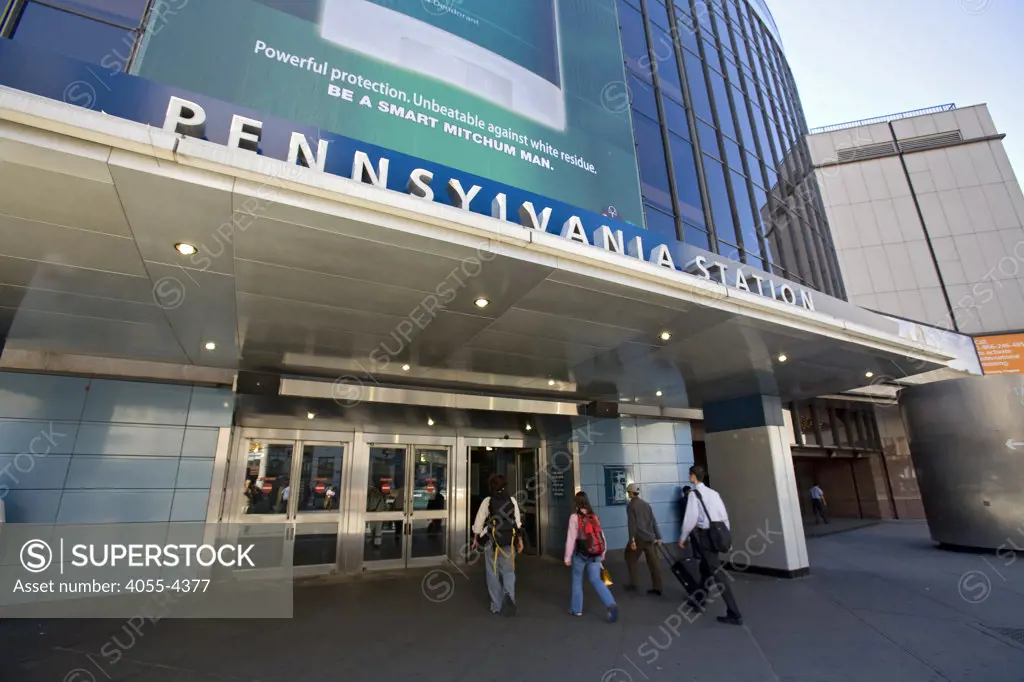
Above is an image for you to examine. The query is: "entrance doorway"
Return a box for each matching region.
[226,432,350,577]
[363,443,451,569]
[468,447,540,555]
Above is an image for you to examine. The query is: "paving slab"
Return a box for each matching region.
[3,521,1024,682]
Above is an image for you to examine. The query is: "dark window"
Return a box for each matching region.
[724,57,741,86]
[719,241,741,262]
[730,170,762,260]
[633,113,673,212]
[702,156,739,245]
[733,87,756,150]
[648,0,671,30]
[682,49,713,123]
[618,1,652,81]
[628,75,659,122]
[750,104,774,165]
[649,27,683,102]
[644,203,678,241]
[676,13,700,53]
[45,0,148,26]
[707,68,736,139]
[696,119,719,159]
[723,137,744,174]
[12,2,135,67]
[661,95,689,139]
[747,151,765,185]
[683,222,710,250]
[697,2,713,31]
[668,134,705,227]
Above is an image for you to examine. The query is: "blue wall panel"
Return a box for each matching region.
[82,380,192,425]
[567,416,695,551]
[0,373,231,524]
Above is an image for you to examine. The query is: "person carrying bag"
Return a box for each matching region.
[564,491,618,622]
[678,465,743,626]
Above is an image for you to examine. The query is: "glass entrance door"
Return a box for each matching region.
[364,444,450,569]
[232,436,347,577]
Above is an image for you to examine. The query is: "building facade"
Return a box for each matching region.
[618,0,845,297]
[808,104,1024,548]
[0,0,960,590]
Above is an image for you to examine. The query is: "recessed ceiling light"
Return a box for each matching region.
[865,371,875,378]
[548,379,556,386]
[659,331,672,341]
[620,397,630,402]
[427,417,435,426]
[474,297,490,308]
[656,390,663,397]
[486,446,493,451]
[204,341,216,351]
[402,364,411,371]
[778,353,788,362]
[174,242,197,256]
[525,423,532,431]
[306,412,315,420]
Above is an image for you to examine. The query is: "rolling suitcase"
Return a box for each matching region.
[657,543,702,597]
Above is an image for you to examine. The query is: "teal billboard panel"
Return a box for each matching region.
[134,0,644,225]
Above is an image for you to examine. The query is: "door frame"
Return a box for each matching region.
[463,436,545,560]
[221,427,356,578]
[360,433,457,572]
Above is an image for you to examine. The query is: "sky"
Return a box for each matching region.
[768,0,1024,179]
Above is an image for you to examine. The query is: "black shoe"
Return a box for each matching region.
[717,615,743,626]
[685,597,705,613]
[623,584,638,592]
[647,589,663,596]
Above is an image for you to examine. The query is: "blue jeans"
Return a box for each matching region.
[485,544,516,613]
[571,553,616,614]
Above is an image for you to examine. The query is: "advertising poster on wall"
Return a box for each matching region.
[974,333,1024,375]
[603,465,632,506]
[133,0,644,225]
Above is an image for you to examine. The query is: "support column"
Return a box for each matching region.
[703,395,809,578]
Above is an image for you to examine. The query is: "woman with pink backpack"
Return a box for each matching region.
[564,491,618,622]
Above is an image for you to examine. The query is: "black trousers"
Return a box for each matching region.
[690,529,742,618]
[811,499,828,523]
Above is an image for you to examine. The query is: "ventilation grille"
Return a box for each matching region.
[897,130,964,153]
[836,141,897,163]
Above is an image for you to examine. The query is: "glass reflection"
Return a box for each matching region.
[298,445,344,512]
[243,442,293,515]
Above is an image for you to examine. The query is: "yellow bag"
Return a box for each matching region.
[600,566,613,586]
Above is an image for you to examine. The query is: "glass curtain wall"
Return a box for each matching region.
[616,0,847,298]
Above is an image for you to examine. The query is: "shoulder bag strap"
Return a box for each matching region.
[692,489,714,524]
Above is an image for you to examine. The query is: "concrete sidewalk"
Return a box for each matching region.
[3,521,1024,682]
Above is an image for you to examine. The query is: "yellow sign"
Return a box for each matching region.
[974,334,1024,374]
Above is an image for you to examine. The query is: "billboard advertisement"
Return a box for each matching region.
[132,0,644,224]
[974,333,1024,375]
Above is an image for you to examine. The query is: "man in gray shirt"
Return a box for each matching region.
[624,483,663,595]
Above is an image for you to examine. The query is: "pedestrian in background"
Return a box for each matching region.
[810,482,829,524]
[623,483,664,596]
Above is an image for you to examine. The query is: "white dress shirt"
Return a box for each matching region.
[680,482,730,542]
[472,495,523,536]
[810,485,824,500]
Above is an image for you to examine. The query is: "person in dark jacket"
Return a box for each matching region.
[624,483,664,595]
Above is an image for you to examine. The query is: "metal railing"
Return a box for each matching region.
[808,104,957,135]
